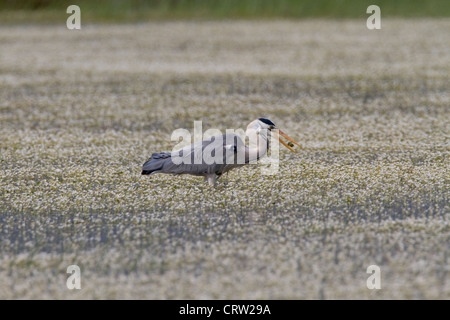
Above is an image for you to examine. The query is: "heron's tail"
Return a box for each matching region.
[141,152,171,175]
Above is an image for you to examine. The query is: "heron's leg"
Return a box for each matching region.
[206,174,217,187]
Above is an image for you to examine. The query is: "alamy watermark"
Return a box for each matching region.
[366,265,381,290]
[367,5,381,30]
[65,5,381,30]
[66,265,81,290]
[66,5,81,30]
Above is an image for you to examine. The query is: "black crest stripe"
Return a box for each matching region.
[258,118,275,126]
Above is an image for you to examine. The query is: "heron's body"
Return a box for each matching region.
[142,119,299,186]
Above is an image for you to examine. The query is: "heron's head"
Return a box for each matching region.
[247,118,300,152]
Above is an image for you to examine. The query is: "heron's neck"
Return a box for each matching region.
[246,130,269,162]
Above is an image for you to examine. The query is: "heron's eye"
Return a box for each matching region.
[270,125,275,130]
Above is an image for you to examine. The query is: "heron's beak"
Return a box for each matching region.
[275,129,301,152]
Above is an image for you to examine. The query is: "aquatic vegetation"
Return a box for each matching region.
[0,20,448,299]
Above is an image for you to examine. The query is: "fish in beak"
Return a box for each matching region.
[274,129,301,152]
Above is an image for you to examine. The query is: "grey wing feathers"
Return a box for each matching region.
[142,133,245,176]
[141,152,172,175]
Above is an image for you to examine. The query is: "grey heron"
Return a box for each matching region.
[142,118,300,186]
